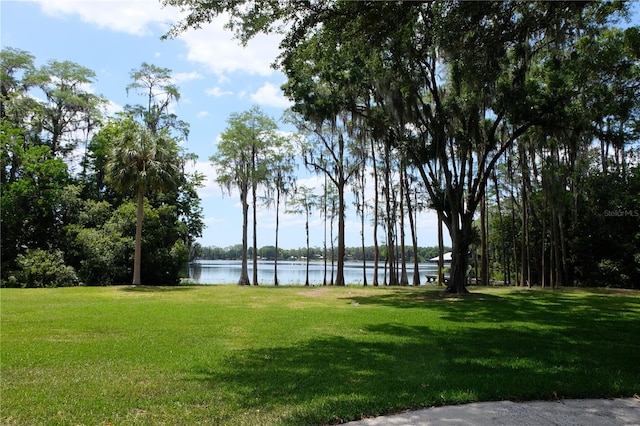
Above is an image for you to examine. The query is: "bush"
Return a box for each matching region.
[16,249,79,288]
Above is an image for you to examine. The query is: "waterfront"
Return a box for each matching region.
[188,260,441,285]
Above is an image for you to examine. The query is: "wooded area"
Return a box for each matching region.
[1,57,204,286]
[166,0,640,291]
[2,1,639,290]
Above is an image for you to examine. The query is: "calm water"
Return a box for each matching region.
[188,260,440,285]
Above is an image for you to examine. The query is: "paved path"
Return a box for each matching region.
[345,398,640,425]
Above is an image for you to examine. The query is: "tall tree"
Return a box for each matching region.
[286,186,316,286]
[165,0,632,293]
[105,119,181,285]
[289,115,361,286]
[262,134,297,285]
[125,62,188,138]
[211,106,280,285]
[29,60,105,157]
[0,47,37,185]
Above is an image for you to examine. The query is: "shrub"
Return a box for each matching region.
[16,249,79,288]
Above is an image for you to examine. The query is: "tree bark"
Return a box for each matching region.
[399,166,409,286]
[384,143,397,286]
[480,194,489,286]
[371,138,380,287]
[133,184,144,286]
[408,181,420,286]
[251,147,259,285]
[323,175,328,286]
[492,170,510,285]
[305,206,310,286]
[336,180,346,286]
[446,226,471,294]
[274,186,281,286]
[437,213,445,286]
[359,166,368,287]
[238,186,250,285]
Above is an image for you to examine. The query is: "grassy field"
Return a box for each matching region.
[1,285,639,425]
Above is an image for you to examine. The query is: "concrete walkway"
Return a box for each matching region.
[345,398,640,425]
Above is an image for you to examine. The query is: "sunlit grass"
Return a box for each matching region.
[2,285,639,425]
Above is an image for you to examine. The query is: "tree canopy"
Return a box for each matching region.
[1,49,203,287]
[165,0,639,292]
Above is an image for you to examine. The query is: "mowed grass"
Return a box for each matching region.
[1,285,639,425]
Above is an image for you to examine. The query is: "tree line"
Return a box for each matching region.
[194,244,449,264]
[165,0,640,292]
[1,51,204,287]
[3,1,639,290]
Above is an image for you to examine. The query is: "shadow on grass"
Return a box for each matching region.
[345,288,640,328]
[189,289,640,425]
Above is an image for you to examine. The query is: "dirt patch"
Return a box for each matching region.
[298,288,330,298]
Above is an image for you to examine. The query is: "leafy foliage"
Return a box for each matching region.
[12,249,79,288]
[0,49,203,287]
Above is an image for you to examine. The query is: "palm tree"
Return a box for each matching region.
[106,119,180,285]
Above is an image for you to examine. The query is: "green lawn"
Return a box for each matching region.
[1,285,639,425]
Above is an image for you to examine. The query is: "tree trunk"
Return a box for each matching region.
[336,180,346,286]
[360,171,368,287]
[520,146,532,288]
[541,202,547,288]
[274,186,280,286]
[552,206,562,289]
[492,171,510,285]
[508,158,520,286]
[323,176,328,286]
[238,187,250,286]
[480,195,489,286]
[446,227,471,294]
[252,181,259,286]
[330,196,335,286]
[399,166,409,286]
[305,207,310,286]
[558,212,569,286]
[408,183,420,286]
[384,143,397,286]
[437,213,445,286]
[133,184,144,286]
[371,138,380,287]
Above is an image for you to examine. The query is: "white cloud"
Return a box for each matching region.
[205,86,234,97]
[250,82,292,108]
[173,71,203,84]
[185,160,222,199]
[177,14,282,76]
[36,0,181,36]
[34,0,287,84]
[197,111,209,118]
[103,99,123,117]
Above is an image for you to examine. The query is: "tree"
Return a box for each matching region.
[29,59,105,157]
[0,47,35,122]
[125,62,188,138]
[262,134,297,285]
[211,106,280,285]
[286,186,316,286]
[105,119,181,285]
[165,0,634,292]
[1,145,71,272]
[288,115,361,286]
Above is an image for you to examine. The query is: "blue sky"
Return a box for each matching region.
[3,1,637,251]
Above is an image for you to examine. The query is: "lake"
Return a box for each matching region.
[187,260,441,285]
